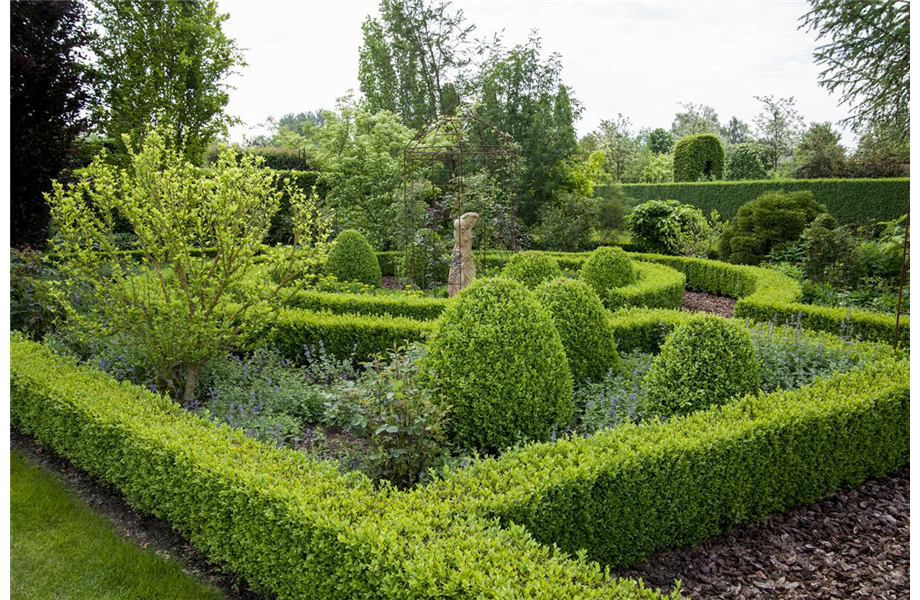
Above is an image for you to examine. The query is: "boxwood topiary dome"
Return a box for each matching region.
[422,277,573,453]
[534,277,621,383]
[642,315,760,419]
[502,251,562,289]
[325,229,382,286]
[579,246,638,300]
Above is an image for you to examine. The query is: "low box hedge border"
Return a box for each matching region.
[606,261,686,310]
[270,308,436,363]
[421,351,908,567]
[11,335,665,599]
[11,317,909,596]
[258,252,908,357]
[283,289,449,321]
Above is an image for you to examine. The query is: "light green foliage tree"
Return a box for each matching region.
[315,95,416,250]
[753,95,805,171]
[725,143,772,180]
[45,125,329,403]
[639,152,674,183]
[792,122,848,179]
[647,128,674,154]
[595,114,642,182]
[722,116,752,144]
[671,102,722,139]
[358,0,473,129]
[91,0,245,164]
[801,0,909,142]
[473,33,581,225]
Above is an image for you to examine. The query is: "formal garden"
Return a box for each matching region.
[9,0,909,598]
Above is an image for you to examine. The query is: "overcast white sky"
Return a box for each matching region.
[218,0,858,147]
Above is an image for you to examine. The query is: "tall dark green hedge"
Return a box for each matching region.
[613,178,909,224]
[673,134,725,182]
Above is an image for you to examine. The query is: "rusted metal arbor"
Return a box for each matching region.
[402,109,518,288]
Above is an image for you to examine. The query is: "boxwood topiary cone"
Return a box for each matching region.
[579,246,638,303]
[502,251,562,289]
[534,277,621,383]
[643,315,760,419]
[422,277,573,453]
[325,229,382,286]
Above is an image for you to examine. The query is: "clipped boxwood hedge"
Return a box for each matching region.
[283,289,448,321]
[270,308,435,362]
[673,134,725,181]
[10,335,667,599]
[613,178,909,224]
[426,352,908,567]
[606,261,686,310]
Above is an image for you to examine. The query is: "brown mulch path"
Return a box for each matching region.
[615,467,910,599]
[381,275,401,289]
[10,428,264,600]
[682,290,736,317]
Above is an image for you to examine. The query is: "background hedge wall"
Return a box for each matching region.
[612,178,909,224]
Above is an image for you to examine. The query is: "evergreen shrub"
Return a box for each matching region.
[673,134,725,181]
[502,251,562,289]
[580,247,637,298]
[325,229,382,286]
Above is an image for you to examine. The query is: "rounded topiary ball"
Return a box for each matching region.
[325,229,382,286]
[423,277,574,453]
[534,277,620,383]
[502,251,562,289]
[643,315,760,419]
[579,246,637,300]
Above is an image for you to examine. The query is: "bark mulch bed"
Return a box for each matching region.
[682,290,736,317]
[615,467,910,599]
[10,428,262,600]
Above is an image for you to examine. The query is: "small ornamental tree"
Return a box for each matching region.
[673,133,725,181]
[719,191,826,265]
[46,124,330,403]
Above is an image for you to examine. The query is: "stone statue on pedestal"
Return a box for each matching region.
[447,212,479,297]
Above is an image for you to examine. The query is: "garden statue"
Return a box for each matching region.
[448,212,479,297]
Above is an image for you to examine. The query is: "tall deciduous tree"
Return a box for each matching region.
[595,114,641,182]
[671,102,722,139]
[791,122,847,179]
[314,95,417,250]
[647,127,674,154]
[473,33,581,225]
[11,0,94,248]
[91,0,245,164]
[723,116,752,144]
[358,0,473,129]
[801,0,909,142]
[753,95,805,171]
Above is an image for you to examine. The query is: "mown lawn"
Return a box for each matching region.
[10,451,227,600]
